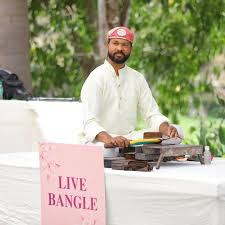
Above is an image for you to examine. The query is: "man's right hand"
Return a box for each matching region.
[96,131,130,148]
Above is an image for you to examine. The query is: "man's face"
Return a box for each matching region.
[107,38,132,64]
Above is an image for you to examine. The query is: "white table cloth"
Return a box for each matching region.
[0,152,224,225]
[0,100,83,153]
[0,101,37,153]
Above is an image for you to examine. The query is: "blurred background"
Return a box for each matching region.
[0,0,225,156]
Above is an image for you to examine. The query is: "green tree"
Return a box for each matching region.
[128,0,225,122]
[29,0,96,97]
[29,0,131,98]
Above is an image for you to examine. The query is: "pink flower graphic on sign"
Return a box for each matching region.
[39,143,60,180]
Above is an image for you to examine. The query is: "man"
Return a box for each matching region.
[81,26,181,151]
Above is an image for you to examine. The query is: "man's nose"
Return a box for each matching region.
[116,44,122,51]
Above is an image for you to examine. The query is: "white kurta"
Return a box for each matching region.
[81,60,169,142]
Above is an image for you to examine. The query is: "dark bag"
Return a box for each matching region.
[0,68,32,100]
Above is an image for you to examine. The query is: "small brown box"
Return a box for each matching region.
[111,159,153,172]
[143,132,162,139]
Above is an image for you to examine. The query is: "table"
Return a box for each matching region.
[0,100,83,153]
[0,100,36,153]
[0,152,225,225]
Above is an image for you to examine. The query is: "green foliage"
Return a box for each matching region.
[198,120,225,157]
[186,95,225,157]
[128,0,225,121]
[219,125,225,145]
[180,116,225,157]
[29,0,97,98]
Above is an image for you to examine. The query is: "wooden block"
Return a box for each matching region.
[111,159,153,172]
[104,157,125,168]
[142,147,161,154]
[160,145,203,157]
[135,153,160,161]
[119,147,135,156]
[124,152,135,160]
[144,132,162,139]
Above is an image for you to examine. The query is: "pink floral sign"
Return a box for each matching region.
[39,143,105,225]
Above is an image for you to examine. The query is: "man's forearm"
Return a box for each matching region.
[95,131,112,144]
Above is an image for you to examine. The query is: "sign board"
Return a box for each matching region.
[39,143,105,225]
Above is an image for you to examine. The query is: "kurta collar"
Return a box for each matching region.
[104,59,127,77]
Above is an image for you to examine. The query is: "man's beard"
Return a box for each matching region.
[108,51,130,64]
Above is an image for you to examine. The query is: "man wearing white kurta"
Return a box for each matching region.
[81,27,182,156]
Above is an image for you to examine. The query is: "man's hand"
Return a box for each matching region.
[96,131,130,148]
[159,122,180,138]
[109,136,130,148]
